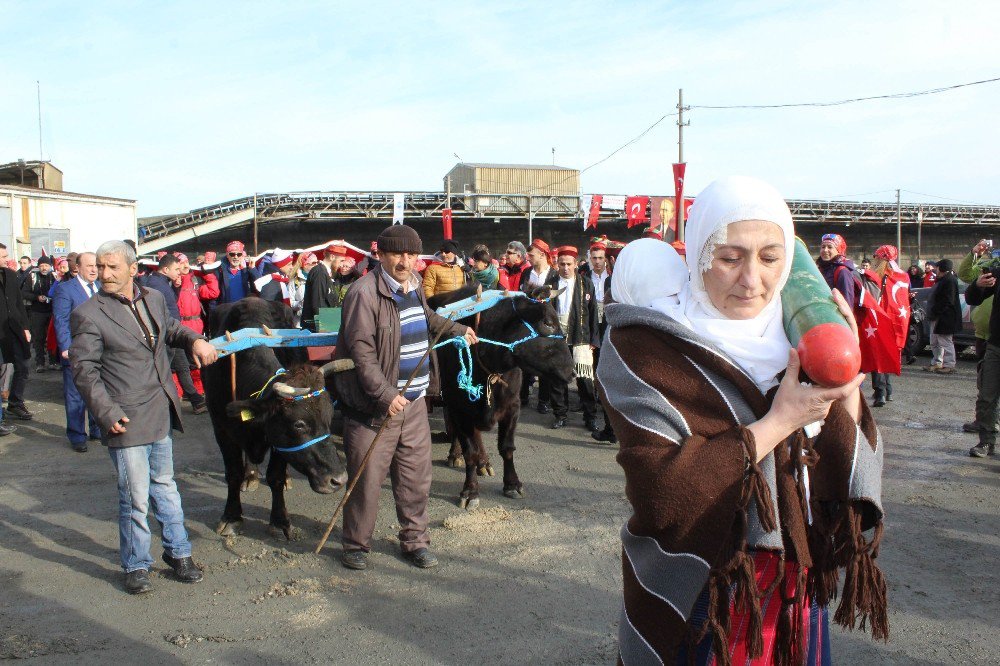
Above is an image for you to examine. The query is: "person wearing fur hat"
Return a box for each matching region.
[549,246,601,432]
[332,225,476,571]
[422,240,466,299]
[924,258,962,374]
[816,233,859,309]
[23,254,58,371]
[301,244,345,331]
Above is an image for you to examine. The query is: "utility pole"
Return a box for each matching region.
[551,147,555,166]
[37,81,44,189]
[916,205,923,262]
[253,193,258,255]
[676,88,690,242]
[896,189,902,254]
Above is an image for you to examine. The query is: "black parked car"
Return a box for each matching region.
[904,282,978,358]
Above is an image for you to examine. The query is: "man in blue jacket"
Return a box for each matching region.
[53,252,101,452]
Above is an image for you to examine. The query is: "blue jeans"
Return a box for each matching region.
[108,436,192,573]
[62,362,99,444]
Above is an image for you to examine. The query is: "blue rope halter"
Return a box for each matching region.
[273,434,329,453]
[432,299,564,402]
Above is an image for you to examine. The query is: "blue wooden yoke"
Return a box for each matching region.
[208,290,528,358]
[208,328,339,358]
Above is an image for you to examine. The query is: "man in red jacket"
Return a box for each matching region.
[498,241,530,291]
[175,254,220,336]
[173,254,220,396]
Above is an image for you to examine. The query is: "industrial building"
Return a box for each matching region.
[0,161,136,259]
[444,162,579,215]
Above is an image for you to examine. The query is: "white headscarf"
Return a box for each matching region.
[652,176,796,390]
[611,238,687,308]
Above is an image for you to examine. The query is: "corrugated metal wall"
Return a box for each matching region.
[443,165,580,214]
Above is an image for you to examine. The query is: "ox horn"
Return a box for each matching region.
[319,358,356,375]
[272,382,310,397]
[547,287,566,301]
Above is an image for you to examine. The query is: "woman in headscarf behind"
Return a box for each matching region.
[816,233,858,307]
[599,176,887,665]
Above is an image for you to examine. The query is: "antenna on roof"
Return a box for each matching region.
[551,147,555,165]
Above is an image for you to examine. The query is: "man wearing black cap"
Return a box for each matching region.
[331,225,476,571]
[423,239,466,299]
[23,255,57,372]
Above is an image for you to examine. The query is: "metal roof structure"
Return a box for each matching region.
[137,190,1000,253]
[453,163,576,171]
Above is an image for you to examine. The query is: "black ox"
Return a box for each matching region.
[428,286,574,509]
[202,298,347,539]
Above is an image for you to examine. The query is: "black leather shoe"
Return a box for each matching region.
[537,403,550,415]
[963,421,979,434]
[403,548,439,569]
[592,429,617,444]
[0,423,15,437]
[161,554,203,583]
[71,442,88,453]
[341,550,369,570]
[551,418,566,430]
[192,402,208,415]
[6,404,33,421]
[873,397,886,407]
[124,569,153,595]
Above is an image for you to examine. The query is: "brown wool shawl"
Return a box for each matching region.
[598,304,887,666]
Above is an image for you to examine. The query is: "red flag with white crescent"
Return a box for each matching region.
[587,195,603,230]
[880,264,911,350]
[672,163,686,232]
[857,284,902,374]
[625,196,649,227]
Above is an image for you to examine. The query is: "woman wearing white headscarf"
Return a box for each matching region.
[610,238,688,309]
[598,176,887,665]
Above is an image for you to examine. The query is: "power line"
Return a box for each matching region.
[496,112,680,198]
[901,189,998,207]
[815,189,897,200]
[691,75,1000,110]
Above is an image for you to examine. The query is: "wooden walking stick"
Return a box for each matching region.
[314,314,459,554]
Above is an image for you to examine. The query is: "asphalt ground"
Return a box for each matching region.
[0,356,997,664]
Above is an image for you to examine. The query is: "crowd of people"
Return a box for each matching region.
[0,224,992,457]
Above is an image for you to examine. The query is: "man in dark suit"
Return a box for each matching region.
[548,246,600,432]
[70,240,218,595]
[52,251,101,452]
[0,243,33,421]
[301,244,345,331]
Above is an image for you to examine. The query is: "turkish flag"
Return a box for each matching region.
[587,195,603,230]
[673,163,686,231]
[857,287,902,374]
[625,196,650,227]
[442,208,453,240]
[880,264,911,350]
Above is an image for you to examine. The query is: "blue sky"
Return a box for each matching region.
[3,1,998,215]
